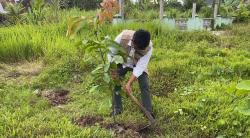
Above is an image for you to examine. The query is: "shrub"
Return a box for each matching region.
[4,3,26,25]
[165,8,182,18]
[66,0,102,10]
[165,1,183,11]
[199,6,212,18]
[183,0,206,12]
[219,4,235,17]
[235,2,250,22]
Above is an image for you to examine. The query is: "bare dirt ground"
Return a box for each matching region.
[36,89,71,106]
[0,61,43,86]
[73,115,162,138]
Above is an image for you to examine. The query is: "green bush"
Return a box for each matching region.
[199,6,212,18]
[165,1,183,10]
[235,2,250,22]
[183,0,206,12]
[219,4,235,17]
[66,0,102,10]
[4,3,26,25]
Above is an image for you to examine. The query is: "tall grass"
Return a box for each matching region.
[1,9,250,137]
[0,24,65,62]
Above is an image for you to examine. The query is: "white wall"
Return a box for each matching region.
[0,3,7,14]
[130,0,139,4]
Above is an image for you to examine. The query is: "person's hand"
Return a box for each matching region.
[110,69,118,80]
[123,83,132,94]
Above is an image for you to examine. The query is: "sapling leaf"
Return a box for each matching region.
[110,62,117,69]
[113,55,124,64]
[236,80,250,91]
[109,41,126,54]
[104,63,110,72]
[103,73,111,83]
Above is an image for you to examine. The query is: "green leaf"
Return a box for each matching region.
[66,16,87,39]
[237,98,250,116]
[110,62,117,69]
[89,85,99,93]
[85,45,98,53]
[236,80,250,91]
[109,41,127,55]
[113,55,124,64]
[103,73,110,83]
[91,66,103,74]
[104,63,110,72]
[235,89,250,96]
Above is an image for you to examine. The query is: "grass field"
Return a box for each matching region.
[0,9,250,137]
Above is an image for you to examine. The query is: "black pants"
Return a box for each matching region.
[113,64,153,113]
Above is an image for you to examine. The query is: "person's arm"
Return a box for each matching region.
[124,44,153,93]
[124,74,137,93]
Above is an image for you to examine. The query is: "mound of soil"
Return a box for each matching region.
[37,89,70,106]
[74,115,154,137]
[74,115,104,127]
[102,123,146,137]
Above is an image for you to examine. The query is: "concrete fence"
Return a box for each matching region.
[113,15,235,31]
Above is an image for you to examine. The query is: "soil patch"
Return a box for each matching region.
[3,61,43,78]
[7,71,22,78]
[37,89,70,106]
[102,122,164,137]
[102,123,148,137]
[74,115,157,137]
[74,115,104,127]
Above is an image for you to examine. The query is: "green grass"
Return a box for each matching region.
[0,10,250,137]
